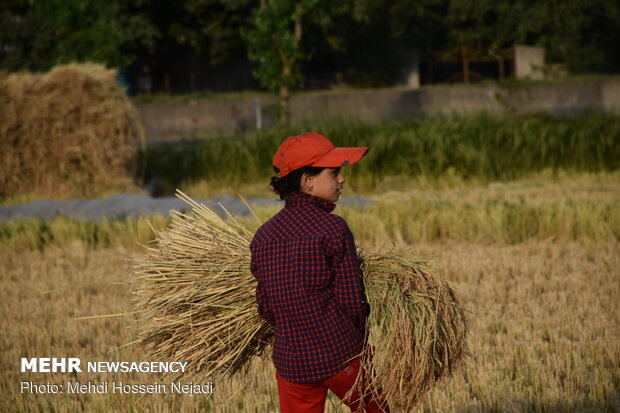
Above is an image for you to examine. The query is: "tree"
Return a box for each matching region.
[168,0,253,67]
[302,0,447,87]
[446,0,620,74]
[0,0,158,71]
[244,0,312,123]
[526,0,620,73]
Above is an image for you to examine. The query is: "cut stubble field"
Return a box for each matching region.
[1,175,619,412]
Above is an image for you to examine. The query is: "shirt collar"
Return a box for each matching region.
[284,191,336,213]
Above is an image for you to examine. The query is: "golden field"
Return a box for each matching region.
[1,172,619,412]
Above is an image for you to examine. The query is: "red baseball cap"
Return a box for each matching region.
[273,132,369,177]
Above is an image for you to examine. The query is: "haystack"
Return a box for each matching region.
[0,63,144,199]
[132,191,467,410]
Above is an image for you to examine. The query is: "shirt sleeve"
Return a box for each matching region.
[323,218,368,333]
[250,244,276,326]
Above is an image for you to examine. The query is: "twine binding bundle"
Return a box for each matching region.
[132,191,467,410]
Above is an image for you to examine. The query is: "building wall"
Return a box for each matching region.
[513,46,545,80]
[136,78,620,144]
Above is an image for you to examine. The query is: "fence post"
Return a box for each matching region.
[255,98,262,130]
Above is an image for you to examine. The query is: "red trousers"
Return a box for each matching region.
[276,358,389,413]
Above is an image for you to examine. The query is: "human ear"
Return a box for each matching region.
[300,173,313,193]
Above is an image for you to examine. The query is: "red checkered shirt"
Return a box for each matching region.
[250,190,368,383]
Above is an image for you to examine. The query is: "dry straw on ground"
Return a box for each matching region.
[132,191,467,410]
[0,63,144,199]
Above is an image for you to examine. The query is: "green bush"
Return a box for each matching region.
[141,113,620,194]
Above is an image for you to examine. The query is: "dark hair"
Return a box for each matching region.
[270,165,325,200]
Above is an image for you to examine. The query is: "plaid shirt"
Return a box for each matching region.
[250,191,367,383]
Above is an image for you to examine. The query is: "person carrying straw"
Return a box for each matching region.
[250,132,389,413]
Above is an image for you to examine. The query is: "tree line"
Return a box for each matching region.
[2,0,619,120]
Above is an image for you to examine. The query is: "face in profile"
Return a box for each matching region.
[305,167,346,202]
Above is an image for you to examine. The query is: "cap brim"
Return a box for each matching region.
[311,147,369,168]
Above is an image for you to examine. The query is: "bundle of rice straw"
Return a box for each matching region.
[356,252,467,411]
[132,191,467,409]
[132,191,273,377]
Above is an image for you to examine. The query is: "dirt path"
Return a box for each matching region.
[0,193,373,221]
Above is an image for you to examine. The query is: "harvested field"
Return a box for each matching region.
[1,239,618,412]
[1,175,618,412]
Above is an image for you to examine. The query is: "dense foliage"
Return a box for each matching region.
[1,0,619,83]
